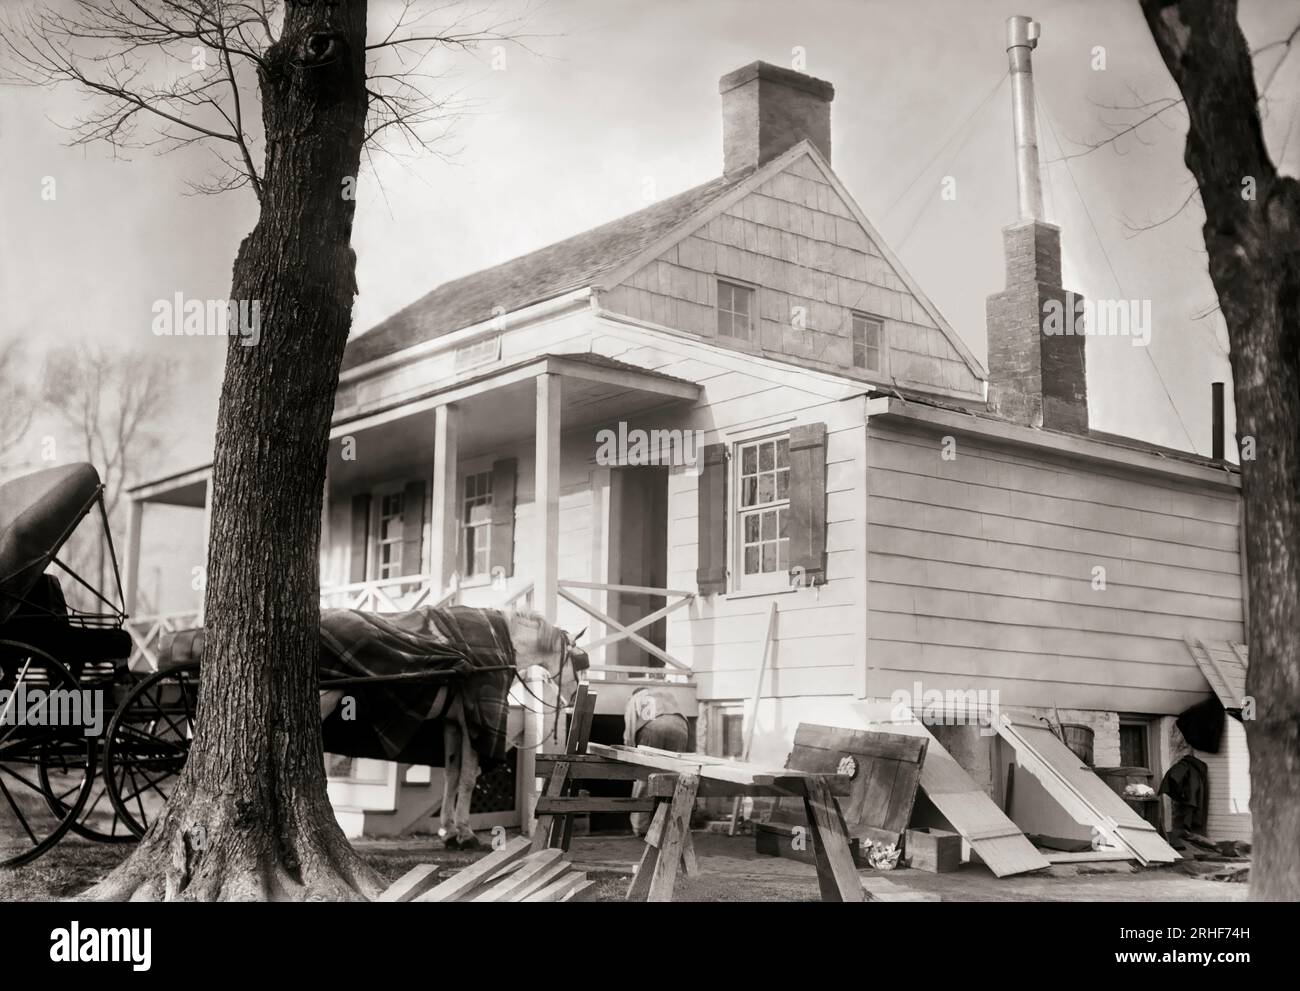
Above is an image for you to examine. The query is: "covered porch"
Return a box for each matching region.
[122,352,704,836]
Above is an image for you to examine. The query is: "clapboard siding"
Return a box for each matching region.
[599,151,982,400]
[866,422,1244,714]
[1200,718,1252,842]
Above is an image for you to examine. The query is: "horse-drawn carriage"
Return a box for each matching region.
[1,463,585,868]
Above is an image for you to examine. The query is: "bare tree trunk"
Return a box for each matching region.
[89,0,380,901]
[1140,0,1300,901]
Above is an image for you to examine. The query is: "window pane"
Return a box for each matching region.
[759,442,773,471]
[744,546,760,574]
[776,470,789,500]
[761,543,777,572]
[757,474,774,503]
[761,510,775,540]
[777,539,788,571]
[742,445,757,474]
[744,514,760,542]
[778,508,788,537]
[742,476,758,507]
[776,437,788,467]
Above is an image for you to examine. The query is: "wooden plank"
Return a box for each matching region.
[535,797,659,814]
[562,879,598,902]
[536,757,651,781]
[522,871,588,903]
[731,602,778,835]
[862,707,1050,877]
[474,849,567,902]
[627,803,669,901]
[376,864,441,903]
[646,771,850,799]
[1045,850,1136,865]
[647,773,699,902]
[802,777,865,902]
[532,685,596,852]
[993,714,1179,866]
[764,724,925,850]
[414,835,533,902]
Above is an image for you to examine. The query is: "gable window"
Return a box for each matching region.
[717,280,756,342]
[376,491,405,579]
[462,469,493,577]
[736,435,790,587]
[852,313,883,372]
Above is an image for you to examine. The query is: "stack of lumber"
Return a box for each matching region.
[378,836,597,903]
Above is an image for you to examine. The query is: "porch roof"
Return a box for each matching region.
[329,351,701,450]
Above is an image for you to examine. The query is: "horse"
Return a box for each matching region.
[317,606,588,850]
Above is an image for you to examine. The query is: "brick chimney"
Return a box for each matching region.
[986,17,1088,433]
[720,61,834,174]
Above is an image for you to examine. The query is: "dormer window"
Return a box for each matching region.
[717,280,756,342]
[852,313,883,372]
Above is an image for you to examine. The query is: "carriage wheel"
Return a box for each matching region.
[0,640,97,868]
[103,662,200,838]
[39,667,138,843]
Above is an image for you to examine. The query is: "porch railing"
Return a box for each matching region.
[557,579,694,675]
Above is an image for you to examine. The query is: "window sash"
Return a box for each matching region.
[734,435,791,582]
[376,492,404,579]
[852,314,883,371]
[717,280,755,341]
[461,470,494,577]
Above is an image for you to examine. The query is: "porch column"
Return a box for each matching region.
[534,373,562,621]
[430,403,460,596]
[124,498,144,615]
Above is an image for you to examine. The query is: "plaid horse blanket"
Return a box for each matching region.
[162,606,517,766]
[318,606,517,765]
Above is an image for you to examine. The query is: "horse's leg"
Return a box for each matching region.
[440,706,462,848]
[454,710,481,849]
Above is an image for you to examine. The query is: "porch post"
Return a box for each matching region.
[521,373,562,835]
[430,403,460,597]
[534,373,562,621]
[124,498,144,616]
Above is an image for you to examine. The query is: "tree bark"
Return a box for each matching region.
[1140,0,1300,900]
[89,0,381,901]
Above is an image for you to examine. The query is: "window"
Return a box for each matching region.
[736,435,790,582]
[721,711,745,759]
[852,312,882,372]
[717,280,756,341]
[1120,722,1150,769]
[461,470,493,577]
[376,491,404,579]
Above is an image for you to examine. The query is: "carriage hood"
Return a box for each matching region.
[0,462,102,625]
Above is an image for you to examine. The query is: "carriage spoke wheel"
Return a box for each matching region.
[104,663,200,838]
[0,640,97,868]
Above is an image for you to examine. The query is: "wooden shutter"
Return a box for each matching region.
[696,443,727,594]
[788,422,828,586]
[349,493,370,582]
[489,458,517,578]
[401,480,426,577]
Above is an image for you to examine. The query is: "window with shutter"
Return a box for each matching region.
[735,435,791,590]
[461,469,493,578]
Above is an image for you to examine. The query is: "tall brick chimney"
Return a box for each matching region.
[720,62,834,175]
[986,17,1088,433]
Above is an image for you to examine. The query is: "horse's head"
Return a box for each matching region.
[502,608,588,703]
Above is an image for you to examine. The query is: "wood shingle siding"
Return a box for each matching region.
[865,422,1244,714]
[599,151,983,400]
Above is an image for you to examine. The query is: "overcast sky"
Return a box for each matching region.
[4,0,1298,483]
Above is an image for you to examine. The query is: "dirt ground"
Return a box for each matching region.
[0,827,1250,902]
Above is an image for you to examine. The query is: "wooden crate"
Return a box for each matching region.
[905,827,961,873]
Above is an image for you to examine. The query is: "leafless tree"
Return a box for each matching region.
[0,337,35,472]
[1133,0,1300,902]
[39,345,172,595]
[2,0,538,900]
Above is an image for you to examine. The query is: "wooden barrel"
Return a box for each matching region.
[1060,724,1094,766]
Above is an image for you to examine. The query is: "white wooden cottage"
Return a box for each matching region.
[125,55,1252,850]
